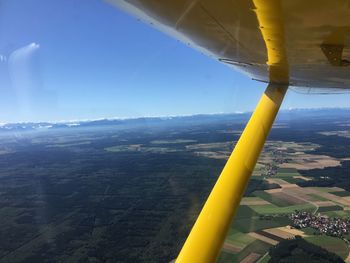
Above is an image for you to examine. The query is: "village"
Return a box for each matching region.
[290,211,350,238]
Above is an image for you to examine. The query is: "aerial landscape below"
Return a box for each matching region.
[0,108,349,263]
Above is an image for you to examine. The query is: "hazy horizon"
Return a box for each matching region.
[0,107,349,125]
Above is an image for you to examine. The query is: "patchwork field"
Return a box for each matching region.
[102,129,350,262]
[218,139,350,262]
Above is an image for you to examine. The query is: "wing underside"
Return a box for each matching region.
[109,0,350,91]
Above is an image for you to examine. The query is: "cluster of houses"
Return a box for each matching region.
[290,211,350,238]
[263,163,278,177]
[261,149,284,177]
[273,149,286,165]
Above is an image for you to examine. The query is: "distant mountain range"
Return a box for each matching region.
[0,108,349,133]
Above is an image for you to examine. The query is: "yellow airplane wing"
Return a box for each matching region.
[110,0,350,90]
[108,0,350,262]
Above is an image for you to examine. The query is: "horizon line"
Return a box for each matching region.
[1,107,350,126]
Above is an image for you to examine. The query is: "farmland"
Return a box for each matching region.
[0,109,349,262]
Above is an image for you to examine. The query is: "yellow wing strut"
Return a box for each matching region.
[176,84,287,263]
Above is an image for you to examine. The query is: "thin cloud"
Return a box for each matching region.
[8,42,40,64]
[0,55,6,62]
[8,42,41,118]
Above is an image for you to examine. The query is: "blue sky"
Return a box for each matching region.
[1,0,350,123]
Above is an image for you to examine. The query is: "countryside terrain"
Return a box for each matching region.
[0,109,349,262]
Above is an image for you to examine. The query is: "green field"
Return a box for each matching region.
[331,190,350,197]
[306,193,329,201]
[234,216,290,233]
[305,235,350,259]
[218,251,237,263]
[234,205,259,219]
[323,210,350,217]
[317,205,343,212]
[309,187,342,193]
[224,229,255,248]
[253,191,293,207]
[249,203,315,215]
[280,177,304,184]
[301,227,319,235]
[277,168,298,173]
[105,144,140,152]
[275,172,300,178]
